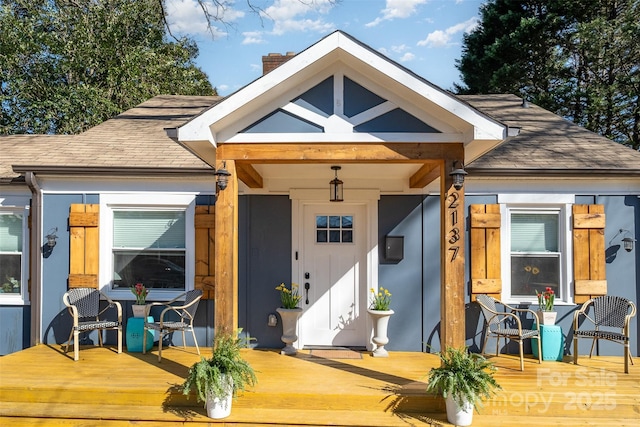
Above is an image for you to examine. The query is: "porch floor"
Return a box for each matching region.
[1,344,638,426]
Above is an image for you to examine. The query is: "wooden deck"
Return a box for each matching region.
[1,344,639,426]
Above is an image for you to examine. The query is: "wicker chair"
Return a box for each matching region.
[63,287,123,361]
[573,295,636,373]
[476,294,542,371]
[143,289,202,361]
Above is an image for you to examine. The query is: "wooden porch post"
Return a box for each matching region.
[214,159,239,334]
[440,147,466,349]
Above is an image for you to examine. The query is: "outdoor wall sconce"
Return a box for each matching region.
[214,161,231,192]
[609,229,635,252]
[449,161,468,190]
[330,165,344,202]
[268,313,278,327]
[45,227,58,248]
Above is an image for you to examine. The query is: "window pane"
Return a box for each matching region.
[113,251,185,289]
[329,216,341,228]
[342,216,353,228]
[329,230,341,242]
[114,211,185,248]
[316,216,327,228]
[317,230,327,242]
[0,253,21,294]
[342,230,353,243]
[511,213,558,252]
[0,213,22,252]
[511,255,560,297]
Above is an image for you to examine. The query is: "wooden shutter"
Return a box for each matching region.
[68,204,99,288]
[470,204,501,300]
[573,204,606,303]
[195,205,215,299]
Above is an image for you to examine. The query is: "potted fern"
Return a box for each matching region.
[181,329,257,419]
[426,347,501,426]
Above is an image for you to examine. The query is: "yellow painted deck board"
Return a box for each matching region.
[1,344,638,426]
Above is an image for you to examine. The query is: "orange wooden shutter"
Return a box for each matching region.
[68,204,99,288]
[470,204,501,300]
[573,204,606,303]
[195,205,215,300]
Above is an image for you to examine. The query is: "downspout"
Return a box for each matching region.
[25,172,42,346]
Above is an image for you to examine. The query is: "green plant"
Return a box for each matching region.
[536,287,555,311]
[369,286,392,311]
[130,282,148,304]
[426,347,501,411]
[275,282,301,309]
[181,329,257,403]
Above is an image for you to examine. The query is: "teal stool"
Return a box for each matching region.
[532,324,564,361]
[126,317,154,352]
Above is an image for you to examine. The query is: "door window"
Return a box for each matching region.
[316,215,353,243]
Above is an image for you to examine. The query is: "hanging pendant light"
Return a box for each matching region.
[330,166,343,202]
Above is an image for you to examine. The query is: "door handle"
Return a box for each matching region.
[304,282,310,305]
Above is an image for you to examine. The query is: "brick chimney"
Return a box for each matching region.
[262,52,296,75]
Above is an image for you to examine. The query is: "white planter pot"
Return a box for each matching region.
[445,394,474,426]
[367,309,394,357]
[205,376,234,419]
[537,310,557,326]
[276,307,303,355]
[131,304,147,318]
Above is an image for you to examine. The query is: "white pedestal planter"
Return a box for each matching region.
[276,307,303,355]
[205,376,234,419]
[445,394,474,426]
[367,309,394,357]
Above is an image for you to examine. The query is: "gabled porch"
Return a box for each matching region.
[1,344,638,426]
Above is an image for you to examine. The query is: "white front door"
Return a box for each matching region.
[297,202,368,348]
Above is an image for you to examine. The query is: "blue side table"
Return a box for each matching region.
[532,324,564,361]
[126,317,154,352]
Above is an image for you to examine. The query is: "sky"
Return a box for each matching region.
[165,0,486,96]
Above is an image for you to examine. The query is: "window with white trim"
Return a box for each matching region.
[503,204,571,304]
[0,212,23,294]
[112,210,186,290]
[101,194,194,300]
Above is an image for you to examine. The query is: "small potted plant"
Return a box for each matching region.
[536,286,556,325]
[275,282,303,355]
[130,282,149,317]
[181,329,257,419]
[367,286,393,357]
[426,346,501,426]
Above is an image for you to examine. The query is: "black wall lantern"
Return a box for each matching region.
[214,161,231,192]
[609,228,635,252]
[330,165,343,202]
[46,227,58,248]
[449,161,467,191]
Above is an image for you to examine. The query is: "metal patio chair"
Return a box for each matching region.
[476,294,542,371]
[63,287,123,361]
[573,295,636,373]
[143,289,202,361]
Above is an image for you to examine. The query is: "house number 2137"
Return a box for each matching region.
[447,191,460,262]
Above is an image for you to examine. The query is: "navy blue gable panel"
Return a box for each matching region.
[242,109,324,133]
[292,76,333,116]
[355,108,441,133]
[344,77,386,118]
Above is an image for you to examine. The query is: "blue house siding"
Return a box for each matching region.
[238,195,292,349]
[0,306,30,354]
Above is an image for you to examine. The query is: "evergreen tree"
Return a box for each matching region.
[456,0,639,149]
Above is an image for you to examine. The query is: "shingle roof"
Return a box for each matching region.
[1,95,221,183]
[461,94,640,174]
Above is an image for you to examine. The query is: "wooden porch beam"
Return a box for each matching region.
[409,162,440,188]
[214,159,238,335]
[217,143,458,162]
[236,161,263,188]
[440,144,466,350]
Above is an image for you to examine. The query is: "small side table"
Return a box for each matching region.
[126,317,154,352]
[532,324,564,361]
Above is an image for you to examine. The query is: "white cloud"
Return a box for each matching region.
[417,16,478,47]
[165,0,245,38]
[261,0,336,35]
[242,31,266,45]
[366,0,429,27]
[400,52,415,62]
